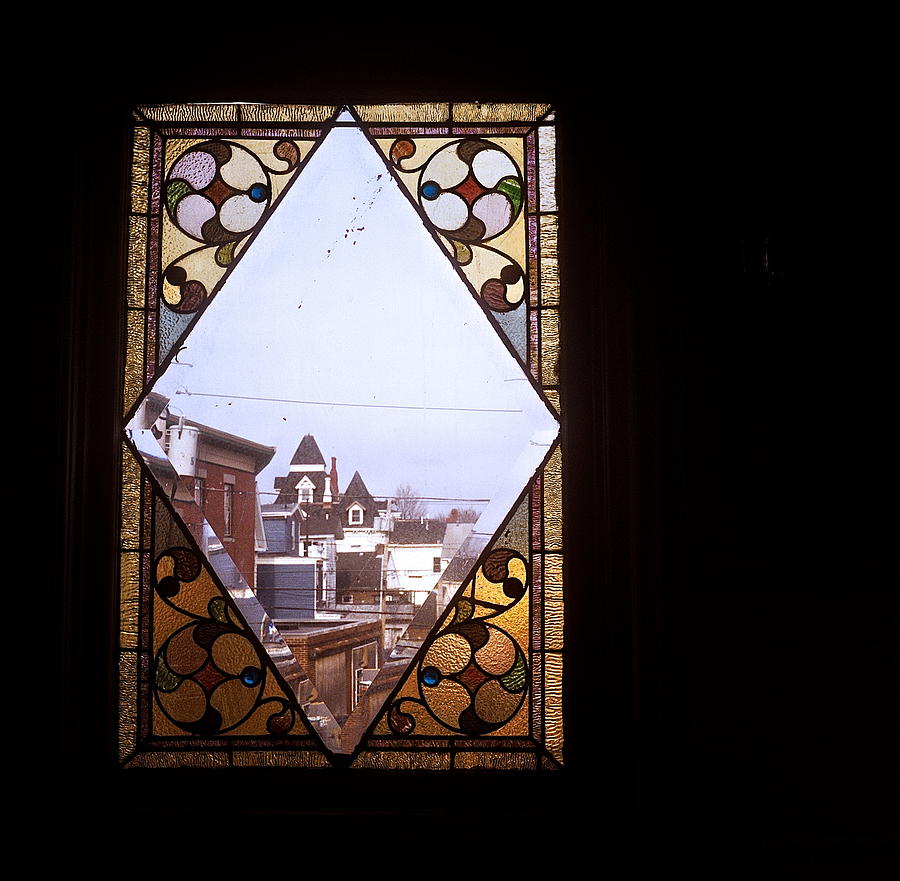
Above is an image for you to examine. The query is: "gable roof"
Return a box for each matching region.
[391,519,446,544]
[302,506,344,540]
[290,434,326,467]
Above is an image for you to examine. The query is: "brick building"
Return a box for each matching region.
[137,392,275,589]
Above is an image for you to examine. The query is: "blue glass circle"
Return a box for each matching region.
[248,183,268,203]
[421,181,440,200]
[240,666,262,687]
[421,666,441,687]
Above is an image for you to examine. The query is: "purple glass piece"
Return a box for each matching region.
[531,472,543,548]
[151,134,163,207]
[526,131,537,212]
[161,127,241,137]
[148,217,160,309]
[240,127,320,138]
[369,126,449,136]
[146,311,157,382]
[528,215,539,308]
[451,126,531,135]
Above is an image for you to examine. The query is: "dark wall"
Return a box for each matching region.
[589,57,897,860]
[52,38,895,859]
[257,563,316,621]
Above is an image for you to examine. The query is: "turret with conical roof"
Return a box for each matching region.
[290,434,326,468]
[273,434,328,505]
[341,470,376,528]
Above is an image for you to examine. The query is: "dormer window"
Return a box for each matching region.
[296,475,315,504]
[348,503,364,526]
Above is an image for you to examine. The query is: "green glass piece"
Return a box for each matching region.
[166,180,191,214]
[499,650,527,692]
[208,597,228,624]
[497,177,522,216]
[155,656,180,692]
[215,241,236,266]
[452,239,473,266]
[454,598,475,623]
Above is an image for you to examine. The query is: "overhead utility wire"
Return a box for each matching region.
[254,488,489,502]
[175,389,521,414]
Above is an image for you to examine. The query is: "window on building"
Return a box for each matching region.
[193,476,205,507]
[223,484,233,537]
[298,477,314,504]
[433,556,441,573]
[348,505,363,526]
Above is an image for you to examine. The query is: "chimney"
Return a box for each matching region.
[448,508,459,523]
[330,456,339,498]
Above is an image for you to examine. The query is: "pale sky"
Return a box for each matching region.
[139,121,558,533]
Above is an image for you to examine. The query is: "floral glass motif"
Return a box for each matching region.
[119,103,563,770]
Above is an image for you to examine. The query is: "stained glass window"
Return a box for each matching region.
[118,102,563,770]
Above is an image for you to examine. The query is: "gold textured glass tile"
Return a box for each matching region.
[355,102,449,122]
[240,104,337,122]
[126,216,147,308]
[544,553,564,651]
[124,751,231,769]
[538,125,558,211]
[544,389,561,415]
[139,103,239,122]
[226,699,308,737]
[233,751,330,768]
[123,310,145,415]
[351,751,452,770]
[531,552,543,652]
[541,308,560,385]
[130,126,150,213]
[120,552,140,648]
[539,214,559,306]
[118,652,137,760]
[544,553,563,586]
[452,102,552,122]
[545,651,564,763]
[543,445,563,551]
[455,751,538,770]
[120,445,141,547]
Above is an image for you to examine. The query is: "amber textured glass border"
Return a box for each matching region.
[117,103,563,770]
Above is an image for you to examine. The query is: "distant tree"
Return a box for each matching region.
[394,484,427,520]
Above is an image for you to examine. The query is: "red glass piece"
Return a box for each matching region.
[456,660,490,692]
[193,659,227,692]
[454,173,488,204]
